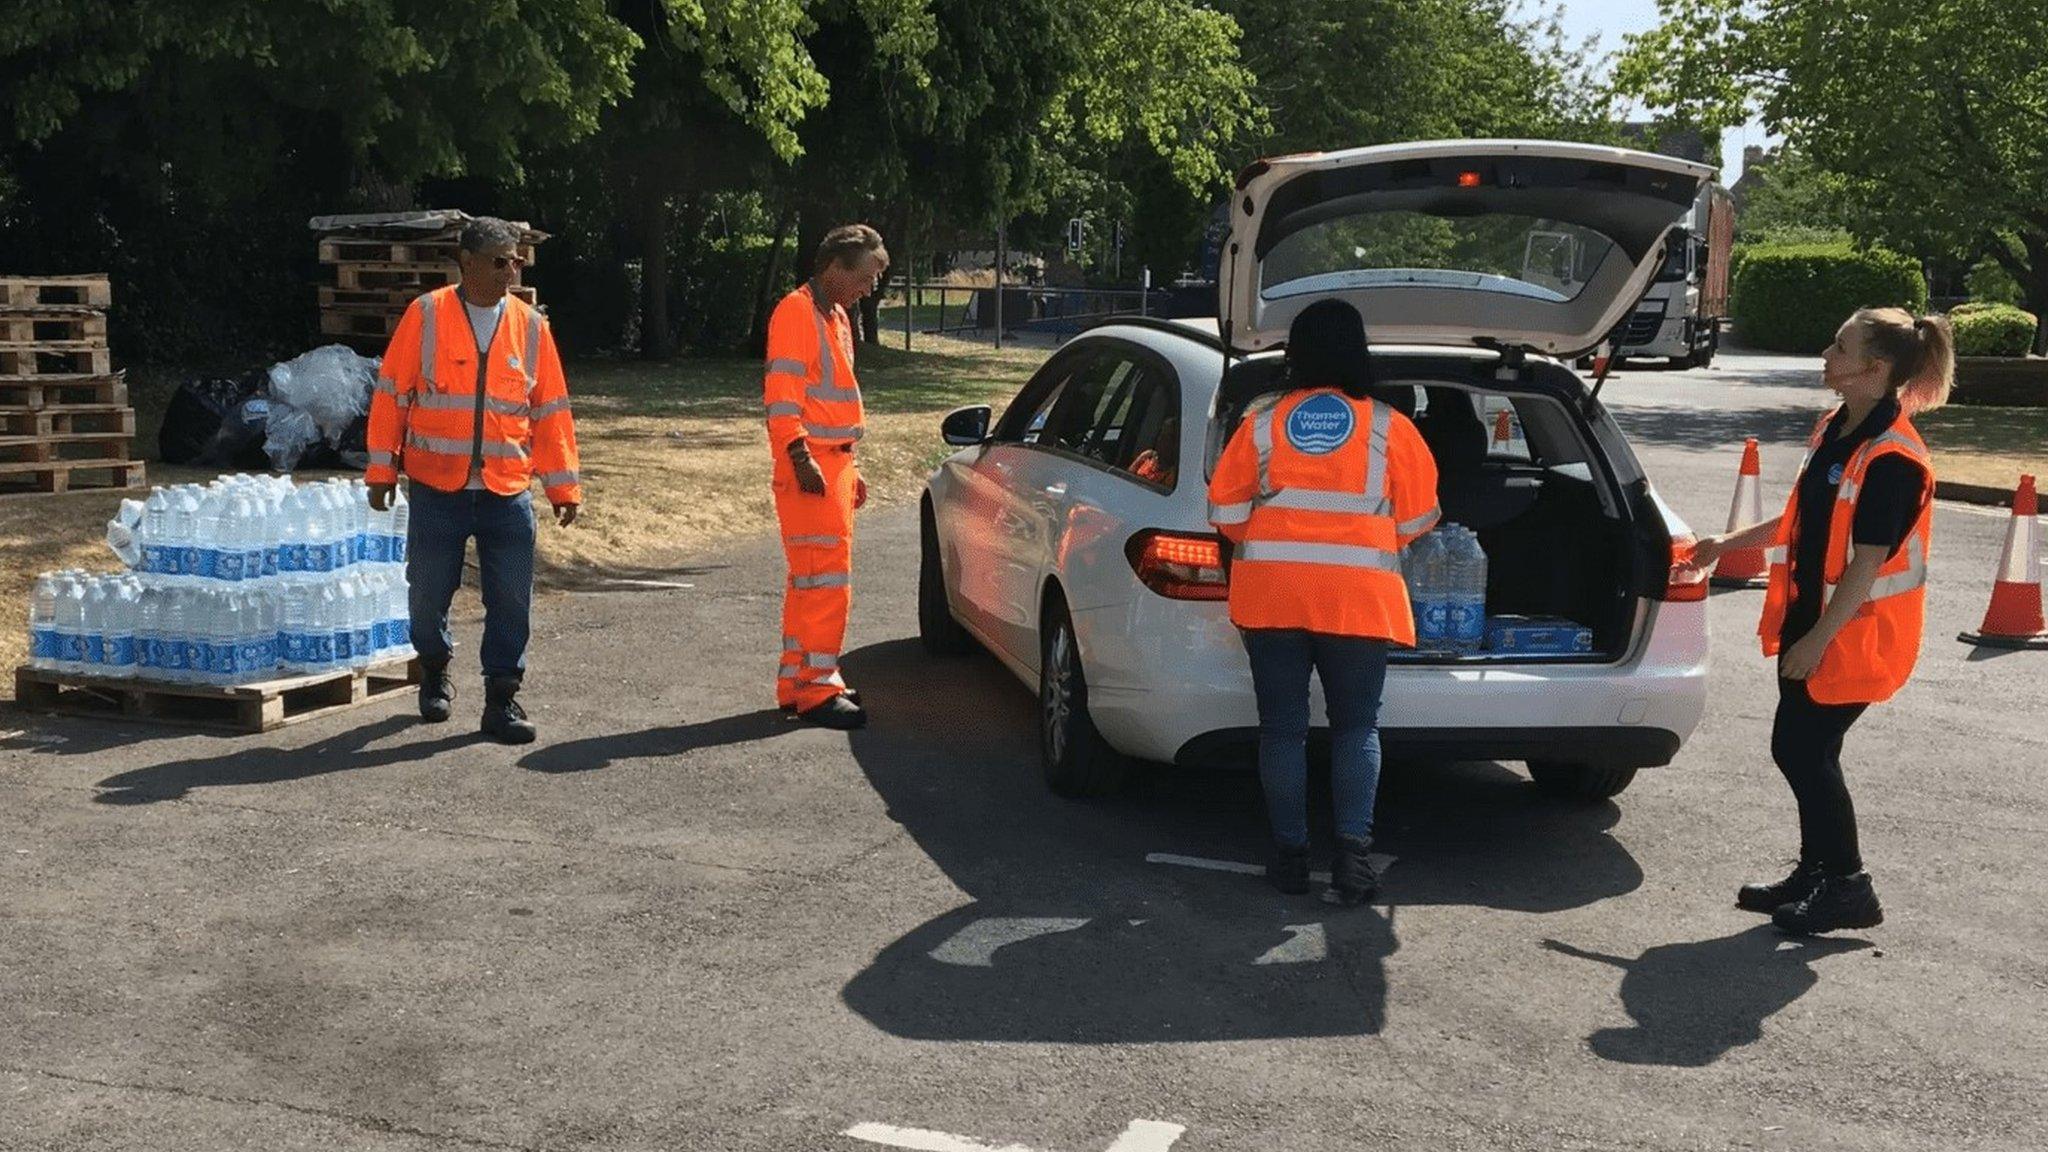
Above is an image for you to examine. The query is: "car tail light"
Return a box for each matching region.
[1127,530,1230,601]
[1661,531,1708,602]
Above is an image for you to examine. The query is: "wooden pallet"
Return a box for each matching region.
[0,345,114,377]
[0,404,135,439]
[0,457,146,495]
[319,238,536,266]
[0,275,112,308]
[0,374,129,409]
[333,262,464,292]
[0,430,131,461]
[318,284,537,310]
[0,308,109,345]
[14,657,420,734]
[318,309,405,337]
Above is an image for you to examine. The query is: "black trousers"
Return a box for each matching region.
[1771,672,1868,874]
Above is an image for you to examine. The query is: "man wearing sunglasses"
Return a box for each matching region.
[365,216,583,745]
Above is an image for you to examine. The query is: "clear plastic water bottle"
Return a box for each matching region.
[105,578,139,680]
[1403,532,1444,650]
[80,577,110,673]
[1446,526,1489,655]
[389,483,409,566]
[349,573,375,667]
[51,574,87,674]
[137,584,163,678]
[279,583,309,673]
[159,586,190,684]
[196,490,228,582]
[140,488,170,576]
[27,572,60,671]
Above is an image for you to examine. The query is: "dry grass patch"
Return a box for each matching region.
[1918,406,2048,494]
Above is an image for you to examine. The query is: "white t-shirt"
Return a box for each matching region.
[462,298,505,488]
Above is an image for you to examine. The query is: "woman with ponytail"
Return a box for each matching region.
[1686,307,1953,934]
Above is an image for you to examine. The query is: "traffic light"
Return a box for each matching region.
[1068,217,1084,253]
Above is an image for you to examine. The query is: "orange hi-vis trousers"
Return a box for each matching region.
[775,445,859,710]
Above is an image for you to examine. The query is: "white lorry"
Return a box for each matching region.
[1612,182,1733,368]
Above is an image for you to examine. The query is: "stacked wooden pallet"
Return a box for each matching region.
[314,216,543,355]
[0,275,145,496]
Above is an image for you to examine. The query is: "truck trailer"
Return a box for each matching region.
[1612,182,1733,368]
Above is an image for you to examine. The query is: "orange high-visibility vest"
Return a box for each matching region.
[365,286,582,507]
[1209,389,1441,643]
[1758,406,1933,704]
[763,282,864,452]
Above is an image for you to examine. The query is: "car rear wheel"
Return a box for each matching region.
[919,502,975,656]
[1039,598,1127,797]
[1528,760,1637,800]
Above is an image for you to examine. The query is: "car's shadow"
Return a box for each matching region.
[837,638,1643,1044]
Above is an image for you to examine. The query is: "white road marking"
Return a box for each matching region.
[928,917,1090,967]
[844,1120,1185,1152]
[1253,923,1328,965]
[1146,851,1398,884]
[1103,1120,1187,1152]
[844,1123,1032,1152]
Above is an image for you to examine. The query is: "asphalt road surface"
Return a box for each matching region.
[3,350,2044,1151]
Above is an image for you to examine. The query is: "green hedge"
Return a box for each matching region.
[1950,304,2038,357]
[1731,243,1927,352]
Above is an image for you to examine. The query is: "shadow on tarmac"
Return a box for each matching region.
[1543,925,1870,1066]
[1605,398,1820,453]
[517,708,796,774]
[90,715,481,803]
[835,637,1644,1044]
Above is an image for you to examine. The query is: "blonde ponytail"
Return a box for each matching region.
[1850,307,1955,414]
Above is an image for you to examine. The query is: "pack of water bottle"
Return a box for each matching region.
[26,474,414,685]
[1403,523,1488,655]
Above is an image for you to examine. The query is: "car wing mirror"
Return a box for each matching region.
[942,404,994,446]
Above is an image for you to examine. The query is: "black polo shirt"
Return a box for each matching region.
[1782,397,1928,646]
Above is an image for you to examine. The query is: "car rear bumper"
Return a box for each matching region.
[1075,599,1707,768]
[1173,724,1683,770]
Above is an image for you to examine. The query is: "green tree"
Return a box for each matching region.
[1616,0,2048,352]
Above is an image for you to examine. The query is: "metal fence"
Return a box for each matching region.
[884,279,1168,349]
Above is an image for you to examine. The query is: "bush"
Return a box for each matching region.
[1731,243,1927,352]
[1964,257,2025,307]
[1950,303,2038,358]
[1949,300,2001,317]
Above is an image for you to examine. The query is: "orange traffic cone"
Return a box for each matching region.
[1491,410,1513,453]
[1959,474,2048,649]
[1711,438,1770,589]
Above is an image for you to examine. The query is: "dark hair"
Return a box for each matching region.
[1285,300,1374,399]
[459,216,523,254]
[815,223,888,271]
[1850,307,1954,414]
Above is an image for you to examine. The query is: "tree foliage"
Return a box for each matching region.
[1616,0,2048,351]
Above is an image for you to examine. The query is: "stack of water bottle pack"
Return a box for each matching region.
[1403,524,1594,656]
[25,475,416,686]
[1404,523,1490,654]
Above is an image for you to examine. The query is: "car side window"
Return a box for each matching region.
[993,353,1087,444]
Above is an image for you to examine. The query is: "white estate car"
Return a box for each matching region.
[919,140,1711,800]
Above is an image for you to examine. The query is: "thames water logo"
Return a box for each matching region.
[1827,463,1845,485]
[1286,392,1355,455]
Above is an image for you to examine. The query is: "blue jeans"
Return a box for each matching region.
[406,485,536,681]
[1241,628,1390,848]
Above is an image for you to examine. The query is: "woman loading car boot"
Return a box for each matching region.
[1686,307,1952,935]
[1208,300,1441,904]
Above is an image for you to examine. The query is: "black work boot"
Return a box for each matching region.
[480,676,537,745]
[418,658,455,723]
[1773,871,1884,935]
[797,694,867,730]
[1322,835,1381,906]
[1738,860,1826,913]
[1269,841,1311,895]
[780,688,862,713]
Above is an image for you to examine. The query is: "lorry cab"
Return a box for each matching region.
[1613,183,1734,368]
